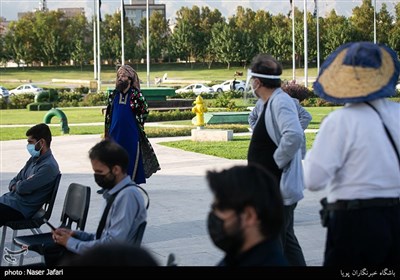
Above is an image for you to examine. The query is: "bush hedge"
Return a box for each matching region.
[1,87,399,111]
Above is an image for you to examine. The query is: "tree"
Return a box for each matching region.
[321,10,353,60]
[5,13,37,66]
[138,11,170,62]
[68,14,91,69]
[100,13,123,65]
[32,11,72,65]
[209,22,239,69]
[169,6,203,65]
[350,0,374,42]
[388,2,400,56]
[169,20,195,63]
[199,7,224,67]
[377,3,394,45]
[268,14,292,63]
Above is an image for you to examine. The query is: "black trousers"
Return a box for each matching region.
[324,205,400,266]
[0,203,25,226]
[44,243,77,266]
[280,203,306,266]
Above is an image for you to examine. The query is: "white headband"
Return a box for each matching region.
[248,71,281,80]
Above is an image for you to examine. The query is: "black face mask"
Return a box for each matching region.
[116,79,130,92]
[207,211,244,256]
[94,171,116,190]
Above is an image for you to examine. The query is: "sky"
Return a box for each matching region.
[0,0,397,22]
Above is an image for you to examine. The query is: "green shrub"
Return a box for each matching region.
[212,92,237,109]
[8,94,35,109]
[144,124,249,137]
[145,127,192,137]
[58,92,83,106]
[81,93,107,106]
[170,92,196,99]
[27,102,53,111]
[282,83,311,101]
[35,90,58,103]
[147,110,195,122]
[75,86,90,94]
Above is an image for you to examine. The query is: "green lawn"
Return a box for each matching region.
[160,133,317,160]
[0,107,105,125]
[0,106,339,141]
[0,64,319,90]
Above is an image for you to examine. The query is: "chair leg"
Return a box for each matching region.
[10,230,24,266]
[7,230,18,267]
[0,226,7,266]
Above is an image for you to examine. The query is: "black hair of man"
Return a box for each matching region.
[250,54,283,89]
[62,244,159,266]
[26,123,52,147]
[89,140,129,173]
[206,164,284,239]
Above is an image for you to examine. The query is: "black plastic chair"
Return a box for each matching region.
[0,173,62,266]
[13,183,91,265]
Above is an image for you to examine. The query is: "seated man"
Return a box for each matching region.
[206,164,287,266]
[0,123,60,225]
[49,140,147,265]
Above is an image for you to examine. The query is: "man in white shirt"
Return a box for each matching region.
[304,42,400,266]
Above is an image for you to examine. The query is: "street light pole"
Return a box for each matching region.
[373,0,377,43]
[316,0,320,74]
[121,0,125,65]
[146,0,150,87]
[93,13,97,80]
[303,0,308,87]
[292,0,296,81]
[97,0,101,92]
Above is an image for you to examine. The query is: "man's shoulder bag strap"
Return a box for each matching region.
[95,184,150,239]
[365,102,400,169]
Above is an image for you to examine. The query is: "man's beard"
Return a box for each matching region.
[116,80,130,92]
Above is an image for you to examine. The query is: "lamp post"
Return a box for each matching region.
[292,0,296,81]
[93,1,97,80]
[303,0,308,87]
[316,0,320,74]
[373,0,377,43]
[146,0,150,87]
[97,0,101,92]
[121,0,125,65]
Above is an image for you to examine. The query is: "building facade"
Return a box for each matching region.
[125,0,166,27]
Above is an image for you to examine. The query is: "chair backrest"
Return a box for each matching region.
[60,183,91,231]
[29,173,62,223]
[132,221,147,247]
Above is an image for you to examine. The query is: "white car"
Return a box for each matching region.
[175,83,214,95]
[212,79,246,93]
[10,84,43,95]
[0,86,9,98]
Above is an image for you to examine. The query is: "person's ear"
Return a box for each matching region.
[111,165,122,175]
[241,206,258,227]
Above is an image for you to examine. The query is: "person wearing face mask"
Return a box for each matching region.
[104,64,160,184]
[48,140,147,265]
[0,123,60,226]
[206,164,287,266]
[248,87,312,159]
[246,54,306,266]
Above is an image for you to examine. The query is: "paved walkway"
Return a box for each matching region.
[0,134,325,266]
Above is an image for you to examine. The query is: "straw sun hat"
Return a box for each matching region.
[313,42,400,103]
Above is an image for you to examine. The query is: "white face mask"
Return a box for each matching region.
[251,80,260,98]
[245,69,282,98]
